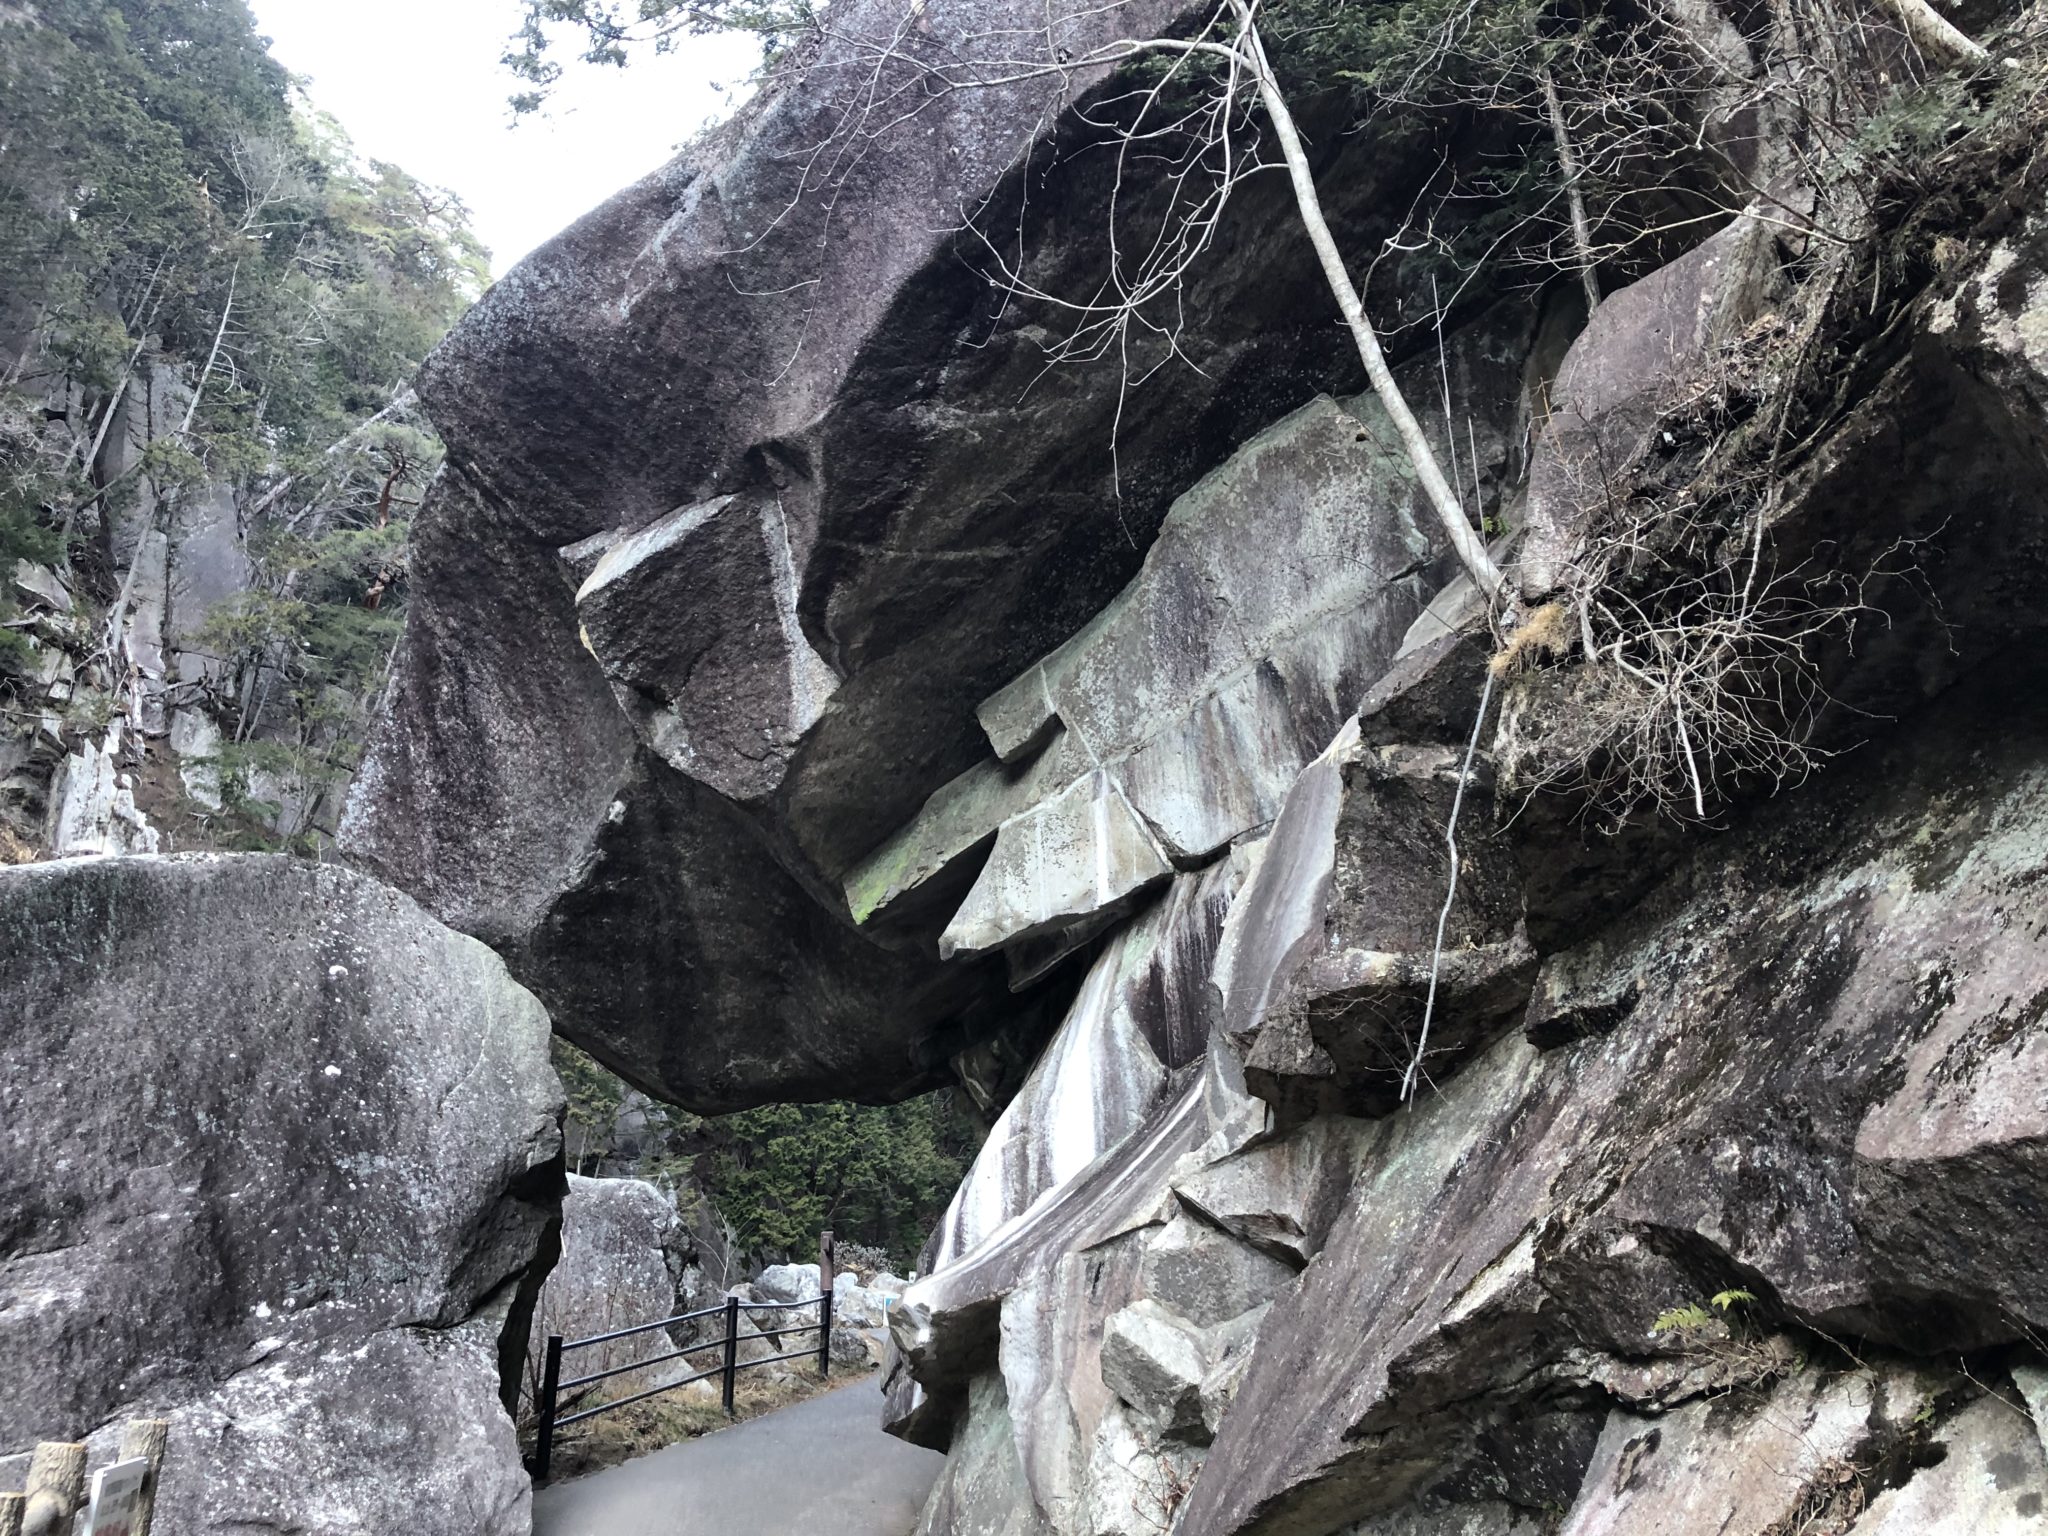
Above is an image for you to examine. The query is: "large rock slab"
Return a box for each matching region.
[1847,1388,2048,1534]
[918,857,1249,1289]
[1515,208,1785,599]
[884,337,1540,968]
[0,854,564,1536]
[528,1175,690,1402]
[343,0,1551,1112]
[1174,660,2048,1536]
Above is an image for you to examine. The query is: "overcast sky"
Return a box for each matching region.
[247,0,758,276]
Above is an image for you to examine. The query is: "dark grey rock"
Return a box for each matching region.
[343,0,1553,1113]
[1516,210,1785,600]
[1175,662,2048,1536]
[0,854,563,1536]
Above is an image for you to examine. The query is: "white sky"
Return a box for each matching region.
[247,0,759,275]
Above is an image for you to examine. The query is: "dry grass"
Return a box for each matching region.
[0,820,37,865]
[534,1362,878,1484]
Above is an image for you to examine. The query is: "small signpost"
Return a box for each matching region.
[82,1459,151,1536]
[0,1420,163,1536]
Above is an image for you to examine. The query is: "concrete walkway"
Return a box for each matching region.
[531,1379,945,1536]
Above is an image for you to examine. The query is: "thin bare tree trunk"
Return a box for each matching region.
[1237,11,1509,604]
[182,261,238,435]
[1540,63,1603,317]
[251,386,418,524]
[1878,0,1986,63]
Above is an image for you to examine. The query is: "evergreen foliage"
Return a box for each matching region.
[553,1038,981,1270]
[0,0,487,847]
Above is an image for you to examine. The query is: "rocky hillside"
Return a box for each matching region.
[6,0,2048,1528]
[1,0,484,864]
[328,0,2048,1530]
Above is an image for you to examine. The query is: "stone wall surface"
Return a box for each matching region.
[0,854,564,1536]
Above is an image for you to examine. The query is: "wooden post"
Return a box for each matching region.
[721,1295,740,1417]
[0,1493,24,1536]
[534,1335,563,1484]
[819,1229,836,1297]
[22,1442,85,1536]
[116,1418,169,1536]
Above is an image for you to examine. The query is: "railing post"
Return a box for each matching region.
[116,1418,169,1536]
[534,1334,563,1483]
[23,1442,85,1536]
[818,1227,836,1380]
[722,1295,741,1416]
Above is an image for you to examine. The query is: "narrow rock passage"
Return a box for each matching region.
[531,1381,944,1536]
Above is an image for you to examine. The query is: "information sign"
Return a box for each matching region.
[83,1458,152,1536]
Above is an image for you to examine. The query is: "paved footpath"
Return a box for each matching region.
[531,1379,945,1536]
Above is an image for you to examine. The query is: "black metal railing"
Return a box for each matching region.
[531,1289,835,1481]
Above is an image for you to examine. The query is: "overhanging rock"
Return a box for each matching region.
[341,0,1547,1111]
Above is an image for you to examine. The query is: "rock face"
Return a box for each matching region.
[1,358,357,860]
[526,1175,693,1405]
[318,0,2048,1530]
[0,855,564,1536]
[337,0,1542,1110]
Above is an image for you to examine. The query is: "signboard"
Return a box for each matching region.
[83,1458,151,1536]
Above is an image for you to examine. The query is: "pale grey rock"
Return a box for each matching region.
[1099,1299,1209,1441]
[122,526,170,726]
[888,1075,1214,1450]
[1557,1369,1883,1535]
[833,1274,889,1329]
[11,560,70,614]
[1195,1306,1267,1443]
[28,638,72,702]
[0,854,563,1536]
[109,1316,531,1536]
[1849,1390,2048,1534]
[837,1289,888,1331]
[884,373,1529,961]
[914,1372,1054,1536]
[758,1262,824,1304]
[165,483,252,685]
[1168,1118,1368,1267]
[846,729,1090,928]
[942,766,1174,960]
[1078,1401,1201,1536]
[1138,1212,1293,1331]
[43,725,158,856]
[924,861,1246,1279]
[996,1232,1153,1533]
[169,706,224,810]
[2012,1360,2048,1461]
[528,1176,686,1398]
